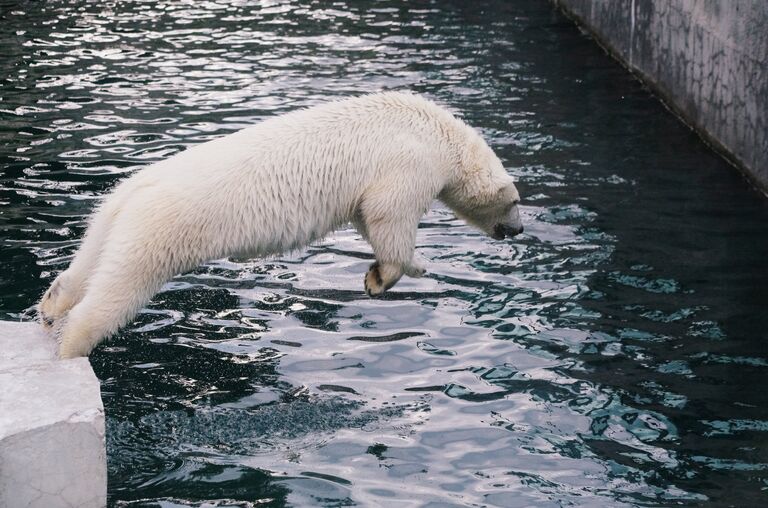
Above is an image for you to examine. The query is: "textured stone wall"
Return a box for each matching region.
[554,0,768,193]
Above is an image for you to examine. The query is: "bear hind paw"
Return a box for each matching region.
[38,281,67,330]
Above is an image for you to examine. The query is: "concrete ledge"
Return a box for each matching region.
[0,321,106,508]
[553,0,768,196]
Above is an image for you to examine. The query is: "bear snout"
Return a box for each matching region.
[493,223,524,240]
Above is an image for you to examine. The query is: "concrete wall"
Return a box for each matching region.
[553,0,768,194]
[0,322,106,508]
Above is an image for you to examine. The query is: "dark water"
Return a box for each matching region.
[2,0,767,506]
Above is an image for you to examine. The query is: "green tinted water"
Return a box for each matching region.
[1,1,767,506]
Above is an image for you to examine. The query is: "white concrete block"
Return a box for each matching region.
[0,321,106,508]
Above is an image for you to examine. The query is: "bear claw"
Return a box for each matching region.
[405,265,426,278]
[364,262,385,297]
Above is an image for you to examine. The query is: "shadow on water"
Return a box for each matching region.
[1,0,767,506]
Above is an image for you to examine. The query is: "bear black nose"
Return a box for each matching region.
[493,224,524,239]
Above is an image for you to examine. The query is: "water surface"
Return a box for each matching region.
[1,1,767,506]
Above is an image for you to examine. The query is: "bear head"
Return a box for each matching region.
[440,132,523,240]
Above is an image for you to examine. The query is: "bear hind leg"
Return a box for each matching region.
[38,215,118,330]
[56,239,177,358]
[57,266,166,358]
[38,270,82,330]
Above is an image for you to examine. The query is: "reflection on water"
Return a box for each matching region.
[2,0,767,506]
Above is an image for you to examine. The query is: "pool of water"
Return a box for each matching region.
[2,0,767,506]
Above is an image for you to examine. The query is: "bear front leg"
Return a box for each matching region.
[360,185,429,296]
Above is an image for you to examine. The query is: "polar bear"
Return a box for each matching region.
[38,92,523,358]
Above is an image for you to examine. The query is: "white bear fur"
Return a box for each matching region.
[38,92,522,358]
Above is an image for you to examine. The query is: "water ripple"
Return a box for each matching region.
[2,0,768,507]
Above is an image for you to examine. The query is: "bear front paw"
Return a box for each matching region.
[364,262,386,297]
[404,259,426,278]
[364,261,403,297]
